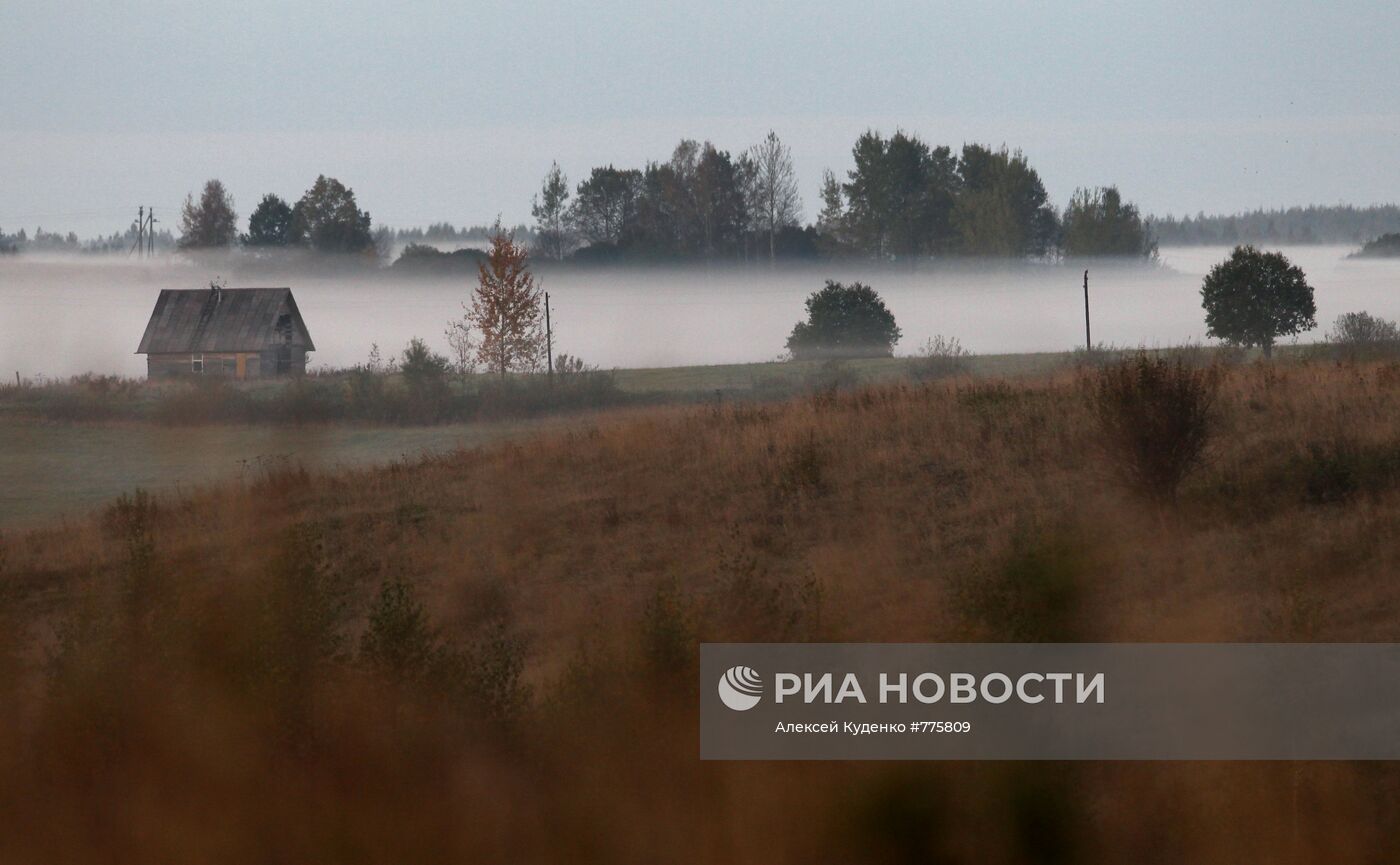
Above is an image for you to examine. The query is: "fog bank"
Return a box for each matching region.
[2,247,1396,380]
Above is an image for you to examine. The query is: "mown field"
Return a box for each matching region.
[3,354,1400,862]
[0,347,1226,527]
[0,417,563,528]
[0,353,1051,528]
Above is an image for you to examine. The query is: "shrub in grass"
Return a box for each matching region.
[638,580,693,680]
[959,526,1090,641]
[1066,342,1126,370]
[1089,352,1220,502]
[1296,438,1400,506]
[360,577,436,682]
[803,359,860,399]
[359,576,531,721]
[786,280,901,360]
[1328,311,1400,362]
[455,622,531,722]
[910,335,972,380]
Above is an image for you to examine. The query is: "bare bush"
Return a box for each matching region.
[1088,352,1221,502]
[552,352,595,377]
[444,317,477,378]
[910,335,972,380]
[1328,311,1400,362]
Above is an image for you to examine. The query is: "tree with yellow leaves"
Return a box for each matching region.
[469,227,545,377]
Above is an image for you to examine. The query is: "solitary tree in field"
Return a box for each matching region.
[177,179,238,249]
[470,228,545,376]
[786,280,901,360]
[746,131,802,263]
[1201,246,1316,358]
[531,162,573,260]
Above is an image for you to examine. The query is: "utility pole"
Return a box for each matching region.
[544,291,554,382]
[1083,269,1091,352]
[147,207,156,257]
[129,206,145,257]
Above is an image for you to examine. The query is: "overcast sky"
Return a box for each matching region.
[3,0,1398,237]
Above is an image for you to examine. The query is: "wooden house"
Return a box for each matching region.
[137,286,315,379]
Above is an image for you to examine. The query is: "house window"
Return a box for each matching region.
[192,354,204,373]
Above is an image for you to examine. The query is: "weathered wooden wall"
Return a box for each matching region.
[147,352,277,380]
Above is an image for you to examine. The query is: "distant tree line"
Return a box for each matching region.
[0,224,176,255]
[1352,233,1400,258]
[176,175,379,256]
[23,138,1400,264]
[1150,204,1400,246]
[177,176,537,266]
[530,130,1157,264]
[529,132,813,264]
[393,222,534,246]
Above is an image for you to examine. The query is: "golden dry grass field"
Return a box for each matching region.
[3,356,1400,863]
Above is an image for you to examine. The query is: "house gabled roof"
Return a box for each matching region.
[136,287,315,354]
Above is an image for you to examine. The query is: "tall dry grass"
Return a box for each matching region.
[4,357,1400,861]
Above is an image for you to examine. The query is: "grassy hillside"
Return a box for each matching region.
[4,357,1400,861]
[0,349,1138,526]
[610,350,1075,392]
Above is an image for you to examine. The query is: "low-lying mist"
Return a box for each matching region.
[3,246,1396,379]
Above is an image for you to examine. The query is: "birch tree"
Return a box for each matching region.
[746,131,802,262]
[470,228,545,376]
[531,162,572,260]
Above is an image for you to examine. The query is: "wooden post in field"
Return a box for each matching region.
[545,291,553,382]
[1083,269,1091,352]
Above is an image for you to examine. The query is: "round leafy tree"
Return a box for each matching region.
[787,280,902,360]
[1201,246,1316,357]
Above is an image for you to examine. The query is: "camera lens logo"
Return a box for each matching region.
[718,665,764,711]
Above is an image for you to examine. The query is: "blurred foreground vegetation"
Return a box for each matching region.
[6,351,1400,860]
